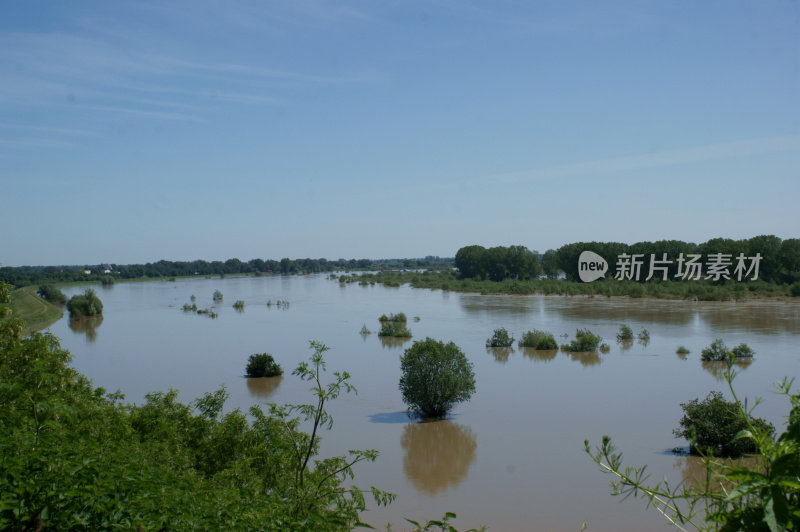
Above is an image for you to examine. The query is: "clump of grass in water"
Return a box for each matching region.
[518,330,558,350]
[561,329,603,352]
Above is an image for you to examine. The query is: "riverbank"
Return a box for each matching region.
[337,270,799,301]
[9,286,64,334]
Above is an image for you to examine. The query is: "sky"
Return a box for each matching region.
[1,0,799,266]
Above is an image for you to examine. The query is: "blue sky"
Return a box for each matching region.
[1,1,798,266]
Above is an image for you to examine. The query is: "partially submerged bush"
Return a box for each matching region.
[561,329,602,352]
[518,330,558,350]
[378,321,412,337]
[212,290,223,302]
[673,390,774,457]
[233,300,245,310]
[360,324,371,335]
[379,312,407,323]
[485,327,514,347]
[399,337,475,418]
[245,353,283,378]
[676,346,690,356]
[637,328,650,343]
[616,324,634,341]
[67,289,103,318]
[701,338,755,361]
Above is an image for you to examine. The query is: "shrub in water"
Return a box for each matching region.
[379,312,407,323]
[378,321,412,337]
[399,337,475,418]
[701,339,755,362]
[638,328,650,342]
[562,329,602,352]
[673,390,773,457]
[245,353,283,378]
[486,327,514,347]
[616,325,634,341]
[67,289,103,318]
[213,290,223,302]
[676,346,690,355]
[518,330,558,350]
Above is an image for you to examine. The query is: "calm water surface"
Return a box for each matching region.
[50,276,800,531]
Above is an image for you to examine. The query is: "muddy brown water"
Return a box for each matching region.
[51,276,800,531]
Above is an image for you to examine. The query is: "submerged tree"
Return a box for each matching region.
[399,338,475,418]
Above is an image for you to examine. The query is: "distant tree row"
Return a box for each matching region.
[548,235,799,284]
[454,236,800,285]
[0,256,454,287]
[454,245,542,281]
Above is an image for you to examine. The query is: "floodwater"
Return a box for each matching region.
[50,275,800,531]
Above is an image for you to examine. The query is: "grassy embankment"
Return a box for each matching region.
[8,286,63,334]
[338,270,798,301]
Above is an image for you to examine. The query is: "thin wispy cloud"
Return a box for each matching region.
[484,135,800,184]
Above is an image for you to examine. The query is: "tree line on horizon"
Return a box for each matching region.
[0,256,452,287]
[455,235,800,285]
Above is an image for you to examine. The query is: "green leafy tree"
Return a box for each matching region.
[399,337,476,418]
[246,353,282,377]
[66,288,103,318]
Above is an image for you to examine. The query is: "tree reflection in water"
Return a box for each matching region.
[520,348,557,363]
[701,359,753,381]
[562,349,602,366]
[69,315,103,343]
[379,336,412,349]
[401,420,477,495]
[486,346,513,363]
[245,375,283,398]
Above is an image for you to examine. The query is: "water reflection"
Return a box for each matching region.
[550,299,694,326]
[673,454,760,492]
[69,316,103,342]
[401,420,477,495]
[699,302,800,334]
[562,349,602,366]
[379,336,412,349]
[701,359,753,381]
[486,346,513,363]
[521,348,558,363]
[245,376,283,398]
[618,339,634,353]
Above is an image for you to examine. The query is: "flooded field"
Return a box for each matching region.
[50,275,800,531]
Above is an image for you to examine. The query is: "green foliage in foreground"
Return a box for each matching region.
[701,338,755,362]
[518,329,558,350]
[66,288,103,318]
[399,337,475,418]
[485,327,514,347]
[0,319,393,530]
[378,321,412,338]
[586,362,799,531]
[561,329,603,352]
[674,391,774,457]
[246,353,283,378]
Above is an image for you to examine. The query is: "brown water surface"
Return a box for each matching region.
[49,276,800,531]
